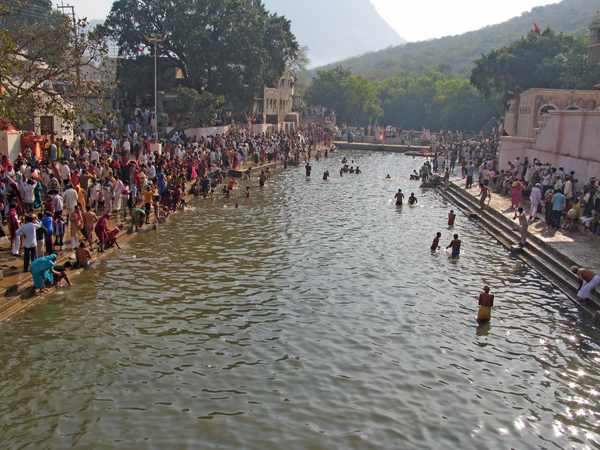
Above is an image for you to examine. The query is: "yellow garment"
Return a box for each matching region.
[142,188,156,204]
[76,186,86,209]
[477,306,491,321]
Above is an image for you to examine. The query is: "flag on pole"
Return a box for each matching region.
[534,23,540,33]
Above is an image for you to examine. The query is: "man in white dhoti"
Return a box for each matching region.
[571,266,600,306]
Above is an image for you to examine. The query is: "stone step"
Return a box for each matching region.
[438,184,600,317]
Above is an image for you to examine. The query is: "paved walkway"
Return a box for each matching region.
[450,173,600,273]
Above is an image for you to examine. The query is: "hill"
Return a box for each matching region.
[309,0,600,80]
[261,0,406,68]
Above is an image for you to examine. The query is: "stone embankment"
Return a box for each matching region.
[438,176,600,320]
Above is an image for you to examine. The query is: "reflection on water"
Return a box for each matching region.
[1,151,600,449]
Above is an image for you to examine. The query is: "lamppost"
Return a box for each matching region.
[145,33,165,145]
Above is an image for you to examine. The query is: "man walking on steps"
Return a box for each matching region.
[513,207,528,247]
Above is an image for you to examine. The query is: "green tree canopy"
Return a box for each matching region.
[0,0,113,130]
[470,27,600,109]
[374,71,497,132]
[304,66,382,125]
[102,0,298,109]
[163,86,225,129]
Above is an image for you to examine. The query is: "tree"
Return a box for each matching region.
[470,27,600,110]
[304,66,350,115]
[102,0,298,109]
[163,86,225,128]
[304,67,382,125]
[340,75,382,125]
[0,0,113,131]
[374,71,497,131]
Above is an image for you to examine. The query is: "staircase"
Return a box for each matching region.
[438,182,600,321]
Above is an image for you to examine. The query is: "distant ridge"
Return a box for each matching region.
[261,0,406,68]
[309,0,600,80]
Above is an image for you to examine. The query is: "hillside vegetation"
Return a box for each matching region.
[308,0,600,81]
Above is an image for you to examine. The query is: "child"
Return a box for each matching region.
[246,186,250,197]
[53,213,66,252]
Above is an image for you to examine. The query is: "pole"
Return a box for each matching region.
[145,34,165,144]
[57,5,78,90]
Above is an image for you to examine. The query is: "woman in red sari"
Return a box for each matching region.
[511,178,522,208]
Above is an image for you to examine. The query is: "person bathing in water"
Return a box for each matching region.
[448,210,456,226]
[408,193,417,205]
[477,285,494,322]
[394,189,404,206]
[446,234,461,257]
[430,232,441,251]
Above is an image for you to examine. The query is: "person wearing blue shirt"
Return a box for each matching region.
[41,212,54,255]
[551,189,566,229]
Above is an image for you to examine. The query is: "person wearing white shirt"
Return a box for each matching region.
[147,164,156,179]
[15,216,42,271]
[60,162,70,187]
[63,185,78,224]
[22,179,36,213]
[529,183,542,221]
[564,176,573,200]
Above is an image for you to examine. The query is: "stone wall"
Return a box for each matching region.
[504,88,600,138]
[499,110,600,181]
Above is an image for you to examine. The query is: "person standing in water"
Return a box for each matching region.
[448,210,456,226]
[394,189,404,206]
[305,163,312,177]
[430,232,441,251]
[477,285,494,322]
[408,193,417,205]
[323,171,329,180]
[446,234,461,257]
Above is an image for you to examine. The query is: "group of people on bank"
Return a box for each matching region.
[1,125,332,294]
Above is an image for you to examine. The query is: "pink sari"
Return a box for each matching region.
[511,181,522,207]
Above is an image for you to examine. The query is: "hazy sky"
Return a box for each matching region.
[61,0,559,42]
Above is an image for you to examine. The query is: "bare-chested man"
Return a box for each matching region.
[477,285,494,322]
[430,232,441,251]
[448,210,456,226]
[446,234,461,257]
[82,206,98,246]
[75,241,96,267]
[394,189,404,206]
[571,266,600,306]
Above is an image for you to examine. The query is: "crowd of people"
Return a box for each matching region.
[1,123,334,294]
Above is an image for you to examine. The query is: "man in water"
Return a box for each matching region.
[446,234,461,257]
[571,266,600,306]
[430,232,441,251]
[448,210,456,226]
[477,285,494,322]
[513,207,528,247]
[408,193,417,205]
[386,174,392,179]
[259,171,267,187]
[323,171,329,180]
[394,189,404,206]
[305,163,312,177]
[75,241,96,267]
